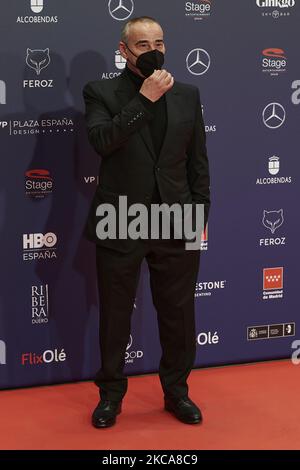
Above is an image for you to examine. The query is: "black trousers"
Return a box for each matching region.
[94,232,201,402]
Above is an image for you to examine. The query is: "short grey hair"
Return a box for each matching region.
[121,16,162,44]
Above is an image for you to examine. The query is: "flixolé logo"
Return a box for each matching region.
[261,48,287,75]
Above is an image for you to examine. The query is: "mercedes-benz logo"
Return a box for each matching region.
[262,102,286,129]
[126,334,133,351]
[108,0,134,21]
[186,48,210,76]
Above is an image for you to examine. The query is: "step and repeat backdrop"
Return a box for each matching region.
[0,0,299,389]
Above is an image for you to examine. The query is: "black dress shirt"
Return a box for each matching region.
[124,64,167,203]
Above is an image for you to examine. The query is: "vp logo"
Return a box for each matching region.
[0,340,6,365]
[0,80,6,104]
[108,0,134,21]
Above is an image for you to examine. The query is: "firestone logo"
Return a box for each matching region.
[21,348,66,365]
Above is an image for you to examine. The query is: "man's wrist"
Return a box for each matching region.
[138,92,155,108]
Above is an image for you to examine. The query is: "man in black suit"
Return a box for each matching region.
[83,16,210,428]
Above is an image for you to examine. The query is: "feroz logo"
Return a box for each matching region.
[108,0,134,21]
[0,340,6,365]
[0,80,6,104]
[262,209,284,234]
[262,102,286,129]
[26,48,50,75]
[260,209,286,247]
[186,48,211,75]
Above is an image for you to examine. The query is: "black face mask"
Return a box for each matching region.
[125,45,165,78]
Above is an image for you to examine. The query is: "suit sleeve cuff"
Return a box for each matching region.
[138,92,155,116]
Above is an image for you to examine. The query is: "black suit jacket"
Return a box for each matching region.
[82,69,210,253]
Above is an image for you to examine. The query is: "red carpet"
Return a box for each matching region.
[0,359,298,450]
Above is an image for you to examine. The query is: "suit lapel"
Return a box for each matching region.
[115,70,181,164]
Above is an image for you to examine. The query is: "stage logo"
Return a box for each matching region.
[261,48,287,75]
[185,0,212,20]
[25,169,53,198]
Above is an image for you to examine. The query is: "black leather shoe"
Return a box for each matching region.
[164,395,203,424]
[92,399,122,428]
